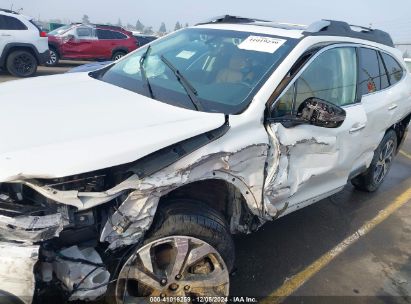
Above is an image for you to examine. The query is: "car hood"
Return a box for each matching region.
[66,61,113,73]
[0,73,225,182]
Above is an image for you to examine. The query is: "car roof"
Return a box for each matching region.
[195,15,394,47]
[0,8,32,21]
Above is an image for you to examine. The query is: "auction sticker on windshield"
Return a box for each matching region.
[238,36,287,53]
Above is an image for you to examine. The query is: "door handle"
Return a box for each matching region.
[388,104,398,111]
[0,34,11,37]
[349,123,366,134]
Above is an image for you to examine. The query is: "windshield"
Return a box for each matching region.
[97,28,297,114]
[48,24,72,36]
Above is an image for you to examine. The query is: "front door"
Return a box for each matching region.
[61,26,96,59]
[264,46,368,217]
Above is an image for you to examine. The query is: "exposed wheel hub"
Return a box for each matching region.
[114,236,229,303]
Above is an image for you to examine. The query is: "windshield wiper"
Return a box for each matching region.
[160,55,203,111]
[140,45,154,99]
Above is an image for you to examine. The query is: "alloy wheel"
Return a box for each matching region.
[373,139,395,184]
[47,50,57,65]
[13,54,35,76]
[114,54,124,60]
[114,236,229,303]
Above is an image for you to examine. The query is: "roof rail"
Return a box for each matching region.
[196,15,269,25]
[0,8,19,14]
[303,20,394,47]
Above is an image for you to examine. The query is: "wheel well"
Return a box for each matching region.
[158,179,257,233]
[5,46,38,64]
[388,113,411,150]
[112,48,127,56]
[48,44,59,56]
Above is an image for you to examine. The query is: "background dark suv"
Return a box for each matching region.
[46,23,138,66]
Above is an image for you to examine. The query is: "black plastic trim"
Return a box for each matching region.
[0,42,47,67]
[303,20,394,48]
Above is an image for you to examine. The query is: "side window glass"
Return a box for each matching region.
[97,29,113,40]
[0,15,27,30]
[358,48,381,95]
[76,27,93,38]
[113,31,127,39]
[295,47,357,108]
[0,16,5,29]
[381,53,404,85]
[378,52,390,90]
[274,84,294,117]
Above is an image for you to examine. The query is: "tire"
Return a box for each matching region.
[352,130,397,192]
[6,50,37,77]
[107,200,234,303]
[112,51,126,61]
[45,48,59,66]
[146,200,235,271]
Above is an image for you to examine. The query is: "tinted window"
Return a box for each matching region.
[0,15,27,30]
[97,29,127,40]
[112,31,127,39]
[76,27,93,37]
[358,48,382,95]
[378,53,390,90]
[381,53,404,85]
[97,29,115,39]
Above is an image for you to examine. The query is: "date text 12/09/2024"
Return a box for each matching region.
[149,297,258,303]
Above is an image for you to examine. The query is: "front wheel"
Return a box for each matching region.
[352,130,397,192]
[110,200,234,303]
[6,50,37,77]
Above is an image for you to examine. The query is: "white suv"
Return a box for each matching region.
[0,16,410,303]
[0,9,49,77]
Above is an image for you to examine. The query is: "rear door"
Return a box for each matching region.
[265,45,368,216]
[355,48,407,164]
[61,26,96,59]
[95,29,129,59]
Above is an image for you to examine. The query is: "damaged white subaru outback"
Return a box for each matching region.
[1,16,411,303]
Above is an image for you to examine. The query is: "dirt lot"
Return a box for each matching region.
[0,65,410,303]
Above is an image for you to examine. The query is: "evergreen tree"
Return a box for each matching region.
[159,22,167,33]
[174,21,182,31]
[136,20,145,32]
[82,14,90,24]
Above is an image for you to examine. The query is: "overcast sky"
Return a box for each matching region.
[2,0,411,42]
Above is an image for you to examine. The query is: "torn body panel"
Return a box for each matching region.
[101,144,269,249]
[0,243,39,304]
[264,123,341,218]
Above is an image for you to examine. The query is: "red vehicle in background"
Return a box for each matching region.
[46,23,138,66]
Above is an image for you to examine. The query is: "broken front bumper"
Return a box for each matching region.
[0,242,39,304]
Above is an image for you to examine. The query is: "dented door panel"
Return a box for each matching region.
[264,106,369,218]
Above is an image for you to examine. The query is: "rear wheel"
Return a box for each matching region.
[110,200,234,304]
[6,50,37,77]
[112,51,126,61]
[352,130,397,192]
[46,48,59,66]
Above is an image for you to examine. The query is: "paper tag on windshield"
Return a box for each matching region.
[238,36,286,53]
[176,50,195,59]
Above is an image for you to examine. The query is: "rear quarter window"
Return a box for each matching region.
[381,52,404,85]
[0,15,27,30]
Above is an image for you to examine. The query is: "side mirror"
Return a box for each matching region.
[297,97,346,128]
[66,34,75,41]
